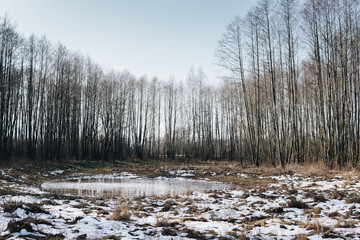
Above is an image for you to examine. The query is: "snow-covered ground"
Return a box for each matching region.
[0,168,360,239]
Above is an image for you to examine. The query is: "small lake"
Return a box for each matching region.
[40,176,235,198]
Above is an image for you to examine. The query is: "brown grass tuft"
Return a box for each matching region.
[304,219,330,234]
[313,194,327,202]
[292,234,309,240]
[110,204,131,221]
[26,203,48,214]
[183,228,206,240]
[287,197,309,209]
[161,200,176,212]
[346,193,360,204]
[155,217,179,228]
[162,228,177,236]
[2,201,23,213]
[186,205,198,214]
[265,207,284,214]
[330,189,346,200]
[7,217,51,233]
[326,211,341,218]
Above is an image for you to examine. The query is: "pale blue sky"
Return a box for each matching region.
[0,0,254,83]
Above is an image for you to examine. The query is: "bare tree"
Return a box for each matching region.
[216,15,258,166]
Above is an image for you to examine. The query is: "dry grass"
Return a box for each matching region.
[330,189,347,200]
[68,216,84,224]
[1,201,23,213]
[25,202,48,214]
[100,235,121,240]
[265,207,284,214]
[186,205,199,214]
[160,200,176,212]
[341,220,357,228]
[201,161,352,187]
[155,217,179,228]
[304,207,321,215]
[74,202,90,209]
[303,218,330,234]
[287,197,309,209]
[243,218,268,231]
[284,162,330,177]
[347,204,356,218]
[173,208,179,215]
[40,200,59,206]
[183,228,206,240]
[312,207,321,214]
[313,194,327,202]
[162,228,177,236]
[7,217,52,233]
[345,193,360,204]
[225,230,242,239]
[110,204,131,221]
[335,216,357,228]
[292,234,309,240]
[326,211,341,218]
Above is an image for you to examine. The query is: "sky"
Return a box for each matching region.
[0,0,255,84]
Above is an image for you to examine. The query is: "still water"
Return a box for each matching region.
[40,176,234,198]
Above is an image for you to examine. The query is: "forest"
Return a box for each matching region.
[0,0,360,169]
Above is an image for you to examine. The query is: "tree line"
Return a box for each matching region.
[216,0,360,168]
[1,0,360,168]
